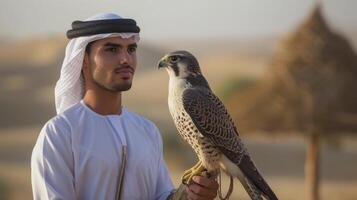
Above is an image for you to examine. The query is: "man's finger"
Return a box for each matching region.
[186,186,204,200]
[188,183,217,198]
[186,184,217,200]
[192,176,219,190]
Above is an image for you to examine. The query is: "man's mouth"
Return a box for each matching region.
[114,66,134,75]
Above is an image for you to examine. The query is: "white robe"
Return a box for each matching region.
[31,101,174,200]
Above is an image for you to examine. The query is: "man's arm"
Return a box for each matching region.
[31,119,75,200]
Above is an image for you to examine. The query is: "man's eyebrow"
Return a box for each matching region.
[128,43,138,48]
[103,42,121,47]
[103,42,137,48]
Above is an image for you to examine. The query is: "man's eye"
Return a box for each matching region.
[128,47,137,53]
[106,47,117,53]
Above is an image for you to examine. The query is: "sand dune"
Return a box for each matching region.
[0,36,270,129]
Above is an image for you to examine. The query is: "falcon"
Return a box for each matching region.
[158,50,278,200]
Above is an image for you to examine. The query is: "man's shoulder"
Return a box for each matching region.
[41,102,83,135]
[41,114,71,136]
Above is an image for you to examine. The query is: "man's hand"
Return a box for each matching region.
[185,176,218,200]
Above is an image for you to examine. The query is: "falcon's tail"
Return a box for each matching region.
[236,174,263,200]
[220,154,278,200]
[237,155,278,200]
[236,169,278,200]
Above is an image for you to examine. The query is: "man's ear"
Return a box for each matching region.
[83,53,89,71]
[82,53,91,83]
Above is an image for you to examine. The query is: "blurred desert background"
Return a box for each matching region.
[1,0,357,200]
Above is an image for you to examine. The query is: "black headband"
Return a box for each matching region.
[66,18,140,39]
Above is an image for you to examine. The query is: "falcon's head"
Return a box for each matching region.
[158,50,202,79]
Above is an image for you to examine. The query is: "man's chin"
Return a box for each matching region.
[93,78,133,92]
[111,83,132,92]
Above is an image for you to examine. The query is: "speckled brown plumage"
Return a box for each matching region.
[159,50,278,200]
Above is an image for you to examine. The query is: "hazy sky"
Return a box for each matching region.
[0,0,356,42]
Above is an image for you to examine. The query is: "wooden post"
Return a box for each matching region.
[305,133,320,200]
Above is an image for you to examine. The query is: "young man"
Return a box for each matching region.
[31,13,218,200]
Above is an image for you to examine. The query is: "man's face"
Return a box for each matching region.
[83,36,138,92]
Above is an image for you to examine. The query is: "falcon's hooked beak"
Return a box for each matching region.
[158,56,168,69]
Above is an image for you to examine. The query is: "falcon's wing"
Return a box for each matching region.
[182,87,245,161]
[182,87,277,199]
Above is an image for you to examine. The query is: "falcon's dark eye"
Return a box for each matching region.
[169,56,179,63]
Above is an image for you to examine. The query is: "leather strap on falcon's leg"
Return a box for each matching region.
[218,171,234,200]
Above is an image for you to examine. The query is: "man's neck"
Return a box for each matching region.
[82,89,123,116]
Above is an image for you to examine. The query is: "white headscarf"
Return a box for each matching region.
[55,13,140,114]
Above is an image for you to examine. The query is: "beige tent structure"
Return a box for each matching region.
[228,4,357,200]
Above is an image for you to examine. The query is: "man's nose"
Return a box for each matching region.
[118,51,130,64]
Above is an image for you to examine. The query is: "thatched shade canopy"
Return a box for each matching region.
[229,5,357,136]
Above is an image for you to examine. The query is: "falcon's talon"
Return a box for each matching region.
[182,161,201,178]
[181,161,206,185]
